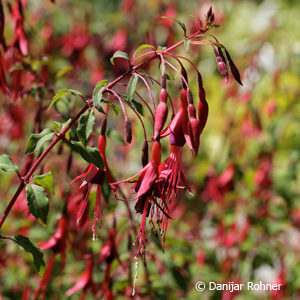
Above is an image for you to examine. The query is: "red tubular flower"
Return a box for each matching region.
[65,256,97,299]
[197,72,209,135]
[112,140,161,199]
[35,210,69,300]
[154,86,168,140]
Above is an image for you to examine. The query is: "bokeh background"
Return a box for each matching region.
[1,0,300,299]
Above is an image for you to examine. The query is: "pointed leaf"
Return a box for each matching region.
[49,89,82,110]
[161,16,186,35]
[12,235,45,276]
[134,44,155,59]
[66,141,104,170]
[77,110,95,147]
[0,154,18,172]
[126,74,138,102]
[25,129,55,154]
[33,172,54,194]
[92,82,107,114]
[131,99,144,116]
[26,184,49,227]
[110,51,129,66]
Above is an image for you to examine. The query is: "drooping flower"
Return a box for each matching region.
[72,120,114,239]
[35,208,69,300]
[65,255,97,299]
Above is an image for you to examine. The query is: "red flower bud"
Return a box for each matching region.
[154,93,168,140]
[188,117,201,156]
[124,117,132,144]
[142,140,149,167]
[213,47,228,82]
[151,140,161,165]
[224,48,243,86]
[197,73,209,134]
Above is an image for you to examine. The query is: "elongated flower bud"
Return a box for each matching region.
[224,48,243,85]
[154,88,168,140]
[124,117,132,144]
[151,140,161,165]
[187,88,194,105]
[197,73,209,134]
[100,117,107,136]
[188,104,201,156]
[213,47,228,82]
[181,66,188,90]
[142,140,148,167]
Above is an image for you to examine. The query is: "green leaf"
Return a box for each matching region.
[49,89,82,110]
[126,74,138,102]
[110,51,129,66]
[53,119,72,140]
[33,172,54,194]
[0,154,18,172]
[184,37,190,53]
[12,235,45,276]
[25,129,55,154]
[26,184,49,227]
[66,141,104,170]
[77,110,95,147]
[211,24,221,28]
[131,99,144,116]
[92,81,108,113]
[134,44,155,59]
[101,99,119,116]
[161,16,186,35]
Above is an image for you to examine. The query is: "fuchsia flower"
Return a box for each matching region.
[65,255,97,299]
[72,121,114,239]
[35,209,69,300]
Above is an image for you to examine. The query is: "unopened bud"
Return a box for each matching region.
[100,117,107,136]
[188,118,201,156]
[154,100,168,140]
[187,88,194,105]
[142,140,149,166]
[207,6,213,18]
[181,66,188,89]
[161,73,166,89]
[124,117,132,144]
[151,140,161,165]
[188,104,197,119]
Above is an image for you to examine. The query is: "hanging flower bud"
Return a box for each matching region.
[154,85,168,140]
[224,48,243,85]
[197,72,209,134]
[181,66,188,89]
[188,103,201,156]
[142,140,149,167]
[100,117,107,136]
[124,117,132,144]
[213,47,228,82]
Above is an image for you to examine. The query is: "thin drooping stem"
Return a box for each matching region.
[0,29,202,231]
